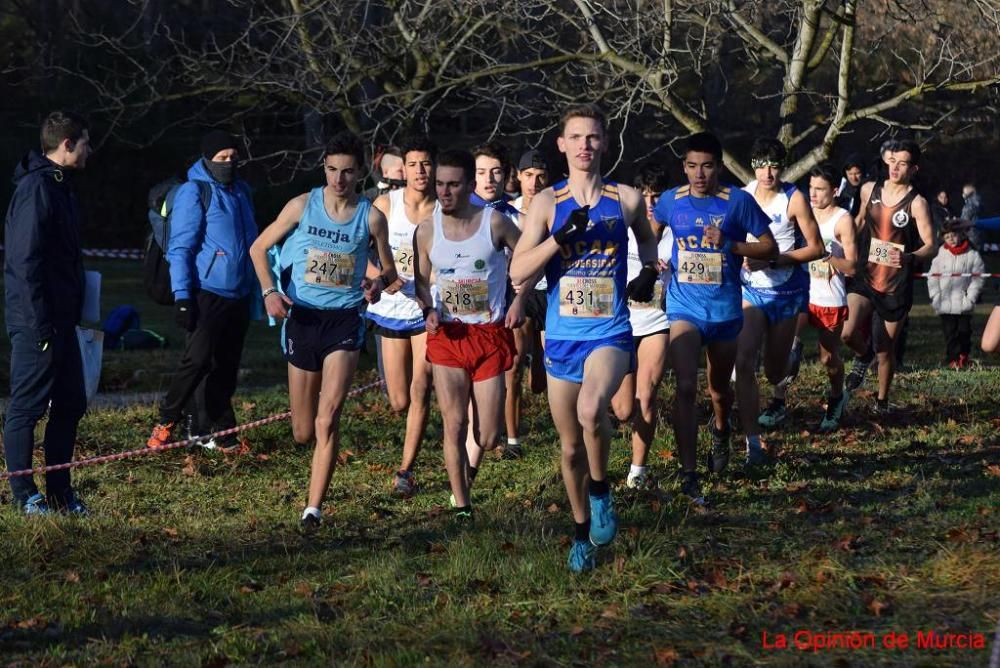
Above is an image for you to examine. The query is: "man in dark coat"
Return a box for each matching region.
[3,111,92,514]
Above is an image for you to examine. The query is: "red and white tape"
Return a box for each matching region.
[914,273,1000,278]
[0,245,144,260]
[0,379,385,480]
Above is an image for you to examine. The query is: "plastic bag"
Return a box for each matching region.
[76,327,104,405]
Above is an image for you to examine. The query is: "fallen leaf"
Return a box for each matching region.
[614,555,626,573]
[415,573,433,587]
[785,481,809,493]
[500,542,516,553]
[705,568,729,590]
[654,647,679,666]
[600,604,621,619]
[677,545,688,560]
[834,535,860,552]
[794,499,810,514]
[256,453,270,461]
[547,503,560,513]
[864,594,892,617]
[985,464,1000,478]
[557,535,572,548]
[293,582,313,598]
[656,448,674,461]
[336,449,355,465]
[427,542,447,554]
[946,527,972,543]
[162,527,179,538]
[64,571,80,584]
[570,625,585,636]
[182,455,197,476]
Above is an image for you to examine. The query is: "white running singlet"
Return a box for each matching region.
[625,227,671,336]
[429,208,508,325]
[740,180,800,290]
[808,207,849,308]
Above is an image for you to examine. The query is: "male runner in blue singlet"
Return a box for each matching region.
[653,133,776,505]
[511,104,660,572]
[249,132,397,530]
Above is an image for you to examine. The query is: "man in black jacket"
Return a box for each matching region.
[3,111,91,514]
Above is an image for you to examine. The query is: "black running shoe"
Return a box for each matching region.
[845,351,875,393]
[680,471,707,506]
[300,512,321,533]
[707,421,731,474]
[874,398,891,415]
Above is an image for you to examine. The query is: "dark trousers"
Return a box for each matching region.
[3,327,87,505]
[160,291,250,433]
[940,314,972,362]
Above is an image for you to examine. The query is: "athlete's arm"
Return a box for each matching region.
[730,230,777,260]
[777,190,825,266]
[366,206,397,303]
[853,182,875,230]
[829,209,858,276]
[509,188,560,285]
[412,221,438,334]
[493,213,527,328]
[621,185,658,267]
[906,195,936,264]
[367,193,401,290]
[249,193,305,318]
[724,192,778,260]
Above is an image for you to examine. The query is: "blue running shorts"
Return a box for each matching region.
[544,335,636,384]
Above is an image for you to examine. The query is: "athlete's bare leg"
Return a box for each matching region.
[528,320,547,394]
[433,364,473,508]
[399,332,432,472]
[504,325,526,444]
[578,347,632,483]
[611,372,636,423]
[842,293,875,357]
[668,321,704,473]
[547,376,587,522]
[380,336,414,412]
[705,339,738,435]
[875,318,905,401]
[818,325,845,396]
[983,305,1000,354]
[734,305,769,436]
[612,333,669,467]
[306,350,361,508]
[288,364,321,444]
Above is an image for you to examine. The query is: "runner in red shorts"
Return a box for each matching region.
[413,149,525,518]
[765,163,857,432]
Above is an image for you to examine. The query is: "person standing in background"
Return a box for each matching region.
[3,111,92,514]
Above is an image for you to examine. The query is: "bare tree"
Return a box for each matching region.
[10,0,999,182]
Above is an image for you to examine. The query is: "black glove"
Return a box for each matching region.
[174,298,198,332]
[626,265,659,303]
[552,205,590,245]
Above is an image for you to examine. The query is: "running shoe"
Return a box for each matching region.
[57,489,89,516]
[744,437,768,467]
[782,338,804,385]
[625,469,657,491]
[147,421,178,449]
[588,491,618,546]
[818,394,847,433]
[499,443,523,460]
[300,510,321,532]
[874,398,891,415]
[392,470,418,498]
[845,351,874,393]
[957,353,970,369]
[22,493,51,516]
[707,421,731,474]
[679,471,706,506]
[567,539,597,573]
[757,398,788,429]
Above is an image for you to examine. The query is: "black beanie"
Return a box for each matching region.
[201,130,238,161]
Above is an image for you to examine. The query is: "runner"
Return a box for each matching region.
[510,104,659,572]
[510,150,550,416]
[412,149,524,519]
[365,136,439,497]
[764,162,857,431]
[841,139,935,412]
[610,163,672,491]
[248,132,396,530]
[472,141,525,457]
[734,138,823,462]
[652,132,776,504]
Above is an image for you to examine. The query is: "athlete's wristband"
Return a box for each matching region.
[262,287,278,299]
[422,306,435,319]
[718,236,732,253]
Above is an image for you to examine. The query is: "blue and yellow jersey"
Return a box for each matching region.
[653,184,770,323]
[544,180,631,341]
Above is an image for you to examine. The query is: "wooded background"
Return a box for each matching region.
[2,0,998,245]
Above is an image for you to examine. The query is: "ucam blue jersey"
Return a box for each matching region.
[653,184,771,323]
[544,180,631,341]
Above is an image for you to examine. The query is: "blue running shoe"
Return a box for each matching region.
[22,493,50,516]
[567,539,596,573]
[588,491,618,546]
[59,490,89,516]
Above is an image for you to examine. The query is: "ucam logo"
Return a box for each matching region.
[307,226,352,244]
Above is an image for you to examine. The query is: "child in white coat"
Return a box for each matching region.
[928,221,985,368]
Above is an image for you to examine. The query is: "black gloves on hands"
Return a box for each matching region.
[174,298,198,332]
[553,205,590,245]
[626,265,659,303]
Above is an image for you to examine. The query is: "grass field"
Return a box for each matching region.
[0,258,998,666]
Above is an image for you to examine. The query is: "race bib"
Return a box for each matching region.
[440,278,490,318]
[677,250,722,285]
[559,276,615,318]
[629,281,664,311]
[809,258,832,280]
[867,239,904,268]
[305,248,357,287]
[393,242,414,277]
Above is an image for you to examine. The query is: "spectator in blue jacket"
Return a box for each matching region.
[147,130,259,448]
[3,111,91,514]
